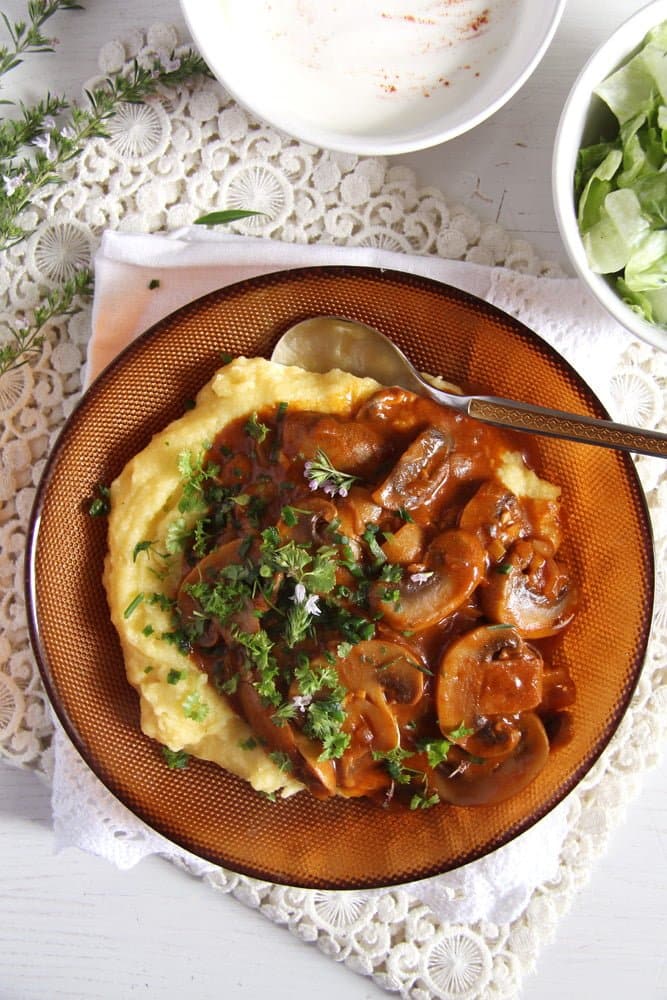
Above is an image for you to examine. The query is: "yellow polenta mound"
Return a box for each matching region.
[104,357,381,797]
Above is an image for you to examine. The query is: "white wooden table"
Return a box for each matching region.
[2,2,666,998]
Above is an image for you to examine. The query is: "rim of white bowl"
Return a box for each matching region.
[552,0,667,352]
[180,0,567,156]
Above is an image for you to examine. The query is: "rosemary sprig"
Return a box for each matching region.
[0,266,92,375]
[0,2,83,84]
[0,51,213,249]
[0,94,69,158]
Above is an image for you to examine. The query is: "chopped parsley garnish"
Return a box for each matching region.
[409,791,440,810]
[268,750,293,773]
[87,483,110,517]
[123,593,144,619]
[162,747,189,769]
[177,447,220,513]
[244,412,269,443]
[362,523,387,565]
[182,692,210,722]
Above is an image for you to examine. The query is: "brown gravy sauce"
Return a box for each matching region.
[175,387,577,807]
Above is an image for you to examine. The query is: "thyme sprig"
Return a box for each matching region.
[0,24,214,376]
[304,449,359,498]
[0,50,213,249]
[0,266,92,375]
[0,2,83,85]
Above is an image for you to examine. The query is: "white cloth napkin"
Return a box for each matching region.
[53,228,632,925]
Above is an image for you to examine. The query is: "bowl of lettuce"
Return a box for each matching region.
[553,2,667,351]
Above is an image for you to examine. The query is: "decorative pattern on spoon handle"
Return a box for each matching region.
[467,398,667,458]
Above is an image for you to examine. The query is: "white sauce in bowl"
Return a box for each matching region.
[182,0,562,152]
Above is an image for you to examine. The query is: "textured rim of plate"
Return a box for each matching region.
[552,0,667,351]
[180,0,567,155]
[25,266,655,887]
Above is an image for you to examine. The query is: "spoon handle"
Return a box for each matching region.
[465,395,667,458]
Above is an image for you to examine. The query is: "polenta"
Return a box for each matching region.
[104,357,577,807]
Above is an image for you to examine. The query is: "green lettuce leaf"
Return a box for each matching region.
[576,19,667,331]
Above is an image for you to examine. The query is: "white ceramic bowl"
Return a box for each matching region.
[180,0,566,156]
[552,0,667,351]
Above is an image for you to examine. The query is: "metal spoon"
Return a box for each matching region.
[270,316,667,458]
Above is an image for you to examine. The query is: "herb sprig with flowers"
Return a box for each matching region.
[0,2,253,379]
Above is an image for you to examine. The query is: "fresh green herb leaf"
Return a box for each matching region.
[268,750,293,773]
[165,516,189,553]
[303,448,359,498]
[162,746,190,770]
[371,745,414,784]
[87,482,110,517]
[409,791,440,810]
[362,523,387,565]
[182,691,210,722]
[244,412,269,442]
[177,447,220,513]
[123,593,144,619]
[132,539,154,561]
[194,209,266,226]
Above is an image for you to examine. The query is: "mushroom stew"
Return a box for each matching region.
[174,386,577,808]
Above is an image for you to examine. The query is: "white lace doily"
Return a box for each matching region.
[1,23,666,1000]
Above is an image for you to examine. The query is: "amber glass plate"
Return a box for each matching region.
[26,267,654,889]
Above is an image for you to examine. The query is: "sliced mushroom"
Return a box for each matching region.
[480,539,578,639]
[332,639,426,796]
[459,481,530,560]
[372,426,453,511]
[177,539,252,647]
[236,679,337,799]
[426,711,550,806]
[435,624,544,734]
[334,639,425,711]
[462,718,522,761]
[336,694,400,797]
[380,520,426,565]
[335,487,385,542]
[281,411,389,478]
[277,495,338,545]
[370,529,485,631]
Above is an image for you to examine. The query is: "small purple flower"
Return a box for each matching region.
[304,593,321,616]
[290,582,321,616]
[157,50,182,73]
[32,132,56,162]
[3,173,23,195]
[291,693,313,713]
